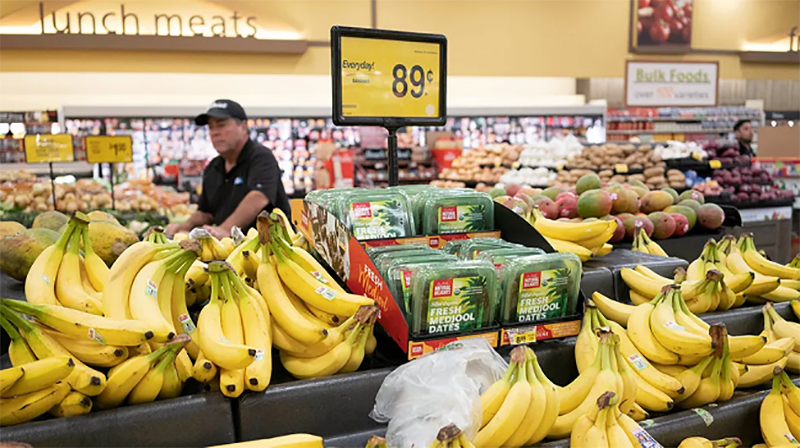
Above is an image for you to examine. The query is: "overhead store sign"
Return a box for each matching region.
[331,26,447,127]
[23,134,74,163]
[85,136,133,163]
[625,61,718,107]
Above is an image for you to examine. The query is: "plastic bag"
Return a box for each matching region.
[370,338,507,448]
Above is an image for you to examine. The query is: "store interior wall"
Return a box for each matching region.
[0,0,798,111]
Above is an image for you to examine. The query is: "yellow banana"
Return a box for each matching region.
[49,390,92,418]
[641,231,668,257]
[474,348,532,448]
[185,260,209,287]
[738,357,787,388]
[728,334,767,361]
[130,251,193,343]
[738,337,794,365]
[650,288,714,357]
[607,404,635,448]
[158,356,183,400]
[208,434,324,448]
[592,292,633,327]
[504,352,548,447]
[621,268,670,299]
[573,225,616,249]
[80,225,109,292]
[579,393,611,448]
[610,336,638,414]
[742,235,800,280]
[479,360,515,428]
[104,241,170,319]
[273,236,346,294]
[3,299,158,346]
[761,286,800,302]
[635,265,673,283]
[192,348,218,384]
[677,357,722,408]
[762,369,800,447]
[1,356,74,398]
[674,357,713,402]
[630,290,652,305]
[339,323,369,375]
[0,366,24,394]
[1,315,37,367]
[575,308,599,373]
[529,208,614,241]
[626,294,681,365]
[97,341,182,409]
[0,381,70,426]
[544,237,592,261]
[25,221,77,306]
[231,273,273,392]
[784,396,800,442]
[781,370,800,416]
[257,255,326,344]
[196,267,257,371]
[559,340,602,414]
[767,303,800,352]
[527,350,559,445]
[280,325,358,380]
[127,349,177,405]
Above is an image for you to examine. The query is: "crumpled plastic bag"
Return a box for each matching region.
[370,338,508,448]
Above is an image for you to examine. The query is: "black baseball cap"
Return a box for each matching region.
[195,99,248,125]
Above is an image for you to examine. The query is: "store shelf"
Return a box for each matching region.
[607,129,733,135]
[608,116,761,123]
[1,161,94,176]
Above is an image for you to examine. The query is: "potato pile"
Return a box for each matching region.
[566,143,663,171]
[437,145,519,183]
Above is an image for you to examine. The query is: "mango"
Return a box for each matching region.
[697,204,725,229]
[88,220,139,266]
[680,190,705,204]
[678,199,702,213]
[663,205,697,230]
[640,191,674,214]
[0,221,25,239]
[661,188,679,205]
[542,186,567,201]
[576,173,601,195]
[648,212,676,239]
[577,190,613,218]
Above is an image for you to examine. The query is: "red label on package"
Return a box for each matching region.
[429,237,440,248]
[352,202,372,219]
[403,270,412,288]
[536,325,554,340]
[440,206,458,222]
[522,272,542,289]
[432,279,453,298]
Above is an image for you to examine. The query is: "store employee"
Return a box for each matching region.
[166,100,291,239]
[734,119,755,157]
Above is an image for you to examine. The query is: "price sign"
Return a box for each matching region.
[709,160,722,169]
[331,26,447,127]
[85,136,133,163]
[615,164,629,174]
[691,151,704,161]
[23,134,74,163]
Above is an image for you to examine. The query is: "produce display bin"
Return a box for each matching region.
[237,368,391,442]
[579,266,614,299]
[602,251,690,304]
[0,393,236,448]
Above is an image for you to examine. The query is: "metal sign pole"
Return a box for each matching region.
[387,127,399,187]
[49,162,57,210]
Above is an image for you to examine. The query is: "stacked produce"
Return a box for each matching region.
[498,166,557,187]
[759,368,800,447]
[621,236,800,308]
[516,135,584,168]
[475,346,558,447]
[654,141,706,160]
[0,175,193,217]
[570,391,662,448]
[209,434,325,448]
[631,226,668,257]
[421,425,474,448]
[437,145,518,184]
[526,207,616,261]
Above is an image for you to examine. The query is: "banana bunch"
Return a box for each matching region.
[790,255,800,270]
[95,334,190,410]
[189,228,233,262]
[679,437,742,448]
[733,234,800,302]
[365,435,390,448]
[209,433,324,448]
[631,225,668,257]
[475,346,557,446]
[26,213,110,312]
[760,367,800,447]
[144,226,170,245]
[621,240,757,313]
[192,261,270,396]
[570,390,662,448]
[0,355,75,426]
[577,306,680,416]
[526,207,615,262]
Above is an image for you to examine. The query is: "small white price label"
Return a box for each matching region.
[87,328,106,346]
[315,286,338,301]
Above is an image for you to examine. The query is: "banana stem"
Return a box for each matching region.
[209,270,221,306]
[0,304,34,334]
[0,313,21,340]
[219,270,236,303]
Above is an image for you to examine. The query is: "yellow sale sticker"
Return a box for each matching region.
[24,134,74,163]
[85,136,133,163]
[340,36,441,118]
[709,160,722,169]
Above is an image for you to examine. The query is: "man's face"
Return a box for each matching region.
[736,122,753,143]
[208,117,247,156]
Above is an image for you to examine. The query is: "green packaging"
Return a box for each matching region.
[336,190,415,240]
[385,257,457,314]
[376,252,454,281]
[371,248,440,272]
[498,253,582,325]
[442,238,512,257]
[410,261,498,337]
[454,239,525,260]
[420,190,495,235]
[305,188,363,217]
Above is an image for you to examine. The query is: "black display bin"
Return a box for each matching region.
[0,393,236,447]
[580,266,615,300]
[236,368,391,443]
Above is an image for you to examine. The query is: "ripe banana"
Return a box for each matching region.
[130,251,192,342]
[575,308,599,373]
[545,237,592,261]
[196,267,256,371]
[579,392,611,448]
[527,351,559,445]
[207,434,324,448]
[97,340,182,409]
[621,268,669,299]
[761,286,800,302]
[127,348,176,405]
[274,249,374,316]
[738,337,793,365]
[3,299,158,346]
[26,221,76,306]
[80,225,109,292]
[782,371,800,416]
[0,366,24,395]
[641,230,668,257]
[0,381,70,426]
[54,229,104,314]
[742,235,800,280]
[280,324,358,380]
[273,236,346,294]
[610,336,638,414]
[766,303,800,352]
[473,348,531,448]
[650,288,714,357]
[219,280,246,399]
[192,349,218,384]
[339,323,369,375]
[503,352,548,448]
[678,437,742,448]
[104,241,171,319]
[49,390,92,418]
[3,308,106,396]
[256,255,326,344]
[592,292,633,327]
[626,294,681,365]
[230,274,272,392]
[728,334,767,361]
[560,344,602,414]
[762,369,800,447]
[674,357,713,402]
[479,359,515,428]
[677,356,722,409]
[529,208,614,241]
[1,356,74,398]
[738,357,787,388]
[1,315,37,367]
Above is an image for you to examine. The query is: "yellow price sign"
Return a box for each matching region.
[512,330,538,345]
[709,160,722,169]
[615,164,629,174]
[332,26,446,126]
[24,134,74,163]
[85,136,133,163]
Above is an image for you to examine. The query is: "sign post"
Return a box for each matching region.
[23,134,75,210]
[331,26,447,186]
[85,135,133,211]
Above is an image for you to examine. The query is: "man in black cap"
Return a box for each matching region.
[166,99,291,239]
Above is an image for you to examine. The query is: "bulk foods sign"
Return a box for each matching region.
[625,61,719,107]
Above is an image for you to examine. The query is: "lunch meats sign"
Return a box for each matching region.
[625,61,718,107]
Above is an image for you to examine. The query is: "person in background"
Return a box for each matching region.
[165,99,291,239]
[734,119,755,156]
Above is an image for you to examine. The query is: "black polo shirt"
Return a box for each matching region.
[198,139,291,231]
